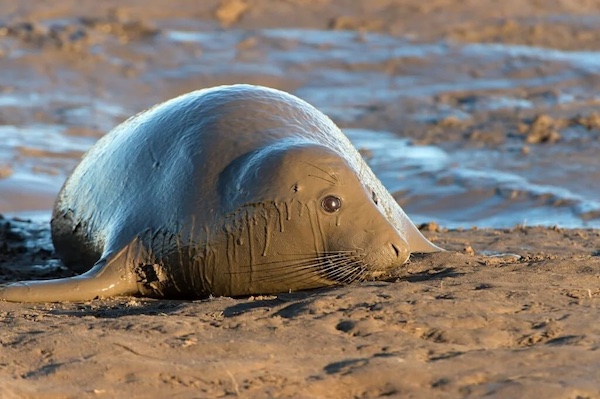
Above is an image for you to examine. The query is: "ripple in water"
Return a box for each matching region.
[344,128,600,229]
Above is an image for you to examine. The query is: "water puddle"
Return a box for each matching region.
[0,124,93,212]
[462,43,600,71]
[168,27,598,123]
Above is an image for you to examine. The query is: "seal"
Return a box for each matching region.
[0,84,441,302]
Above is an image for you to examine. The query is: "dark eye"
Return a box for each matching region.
[372,190,378,205]
[321,195,342,213]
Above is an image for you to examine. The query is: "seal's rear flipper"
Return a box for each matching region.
[0,246,139,303]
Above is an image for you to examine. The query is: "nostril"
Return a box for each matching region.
[391,243,401,257]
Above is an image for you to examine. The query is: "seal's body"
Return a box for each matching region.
[0,84,440,302]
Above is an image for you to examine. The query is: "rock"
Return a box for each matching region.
[522,114,561,144]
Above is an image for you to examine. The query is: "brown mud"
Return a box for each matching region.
[1,0,600,398]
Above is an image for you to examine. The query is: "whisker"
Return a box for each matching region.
[331,257,368,284]
[318,265,351,282]
[230,253,350,274]
[229,259,325,276]
[225,249,371,287]
[234,254,346,274]
[323,259,360,282]
[341,265,364,284]
[249,256,356,285]
[354,267,369,283]
[260,256,351,280]
[248,262,328,285]
[233,252,347,269]
[300,161,339,183]
[348,266,368,284]
[275,251,356,259]
[360,269,371,282]
[307,174,336,186]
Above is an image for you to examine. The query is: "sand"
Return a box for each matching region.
[1,0,599,398]
[1,217,599,398]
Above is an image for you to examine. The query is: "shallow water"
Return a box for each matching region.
[346,129,599,228]
[0,20,598,228]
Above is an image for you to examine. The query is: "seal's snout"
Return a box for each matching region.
[387,240,409,268]
[359,236,410,273]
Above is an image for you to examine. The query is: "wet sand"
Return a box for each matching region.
[1,217,599,398]
[1,1,600,398]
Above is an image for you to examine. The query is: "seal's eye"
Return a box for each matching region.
[372,190,378,205]
[321,195,342,213]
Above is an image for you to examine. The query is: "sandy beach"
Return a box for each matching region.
[1,1,599,397]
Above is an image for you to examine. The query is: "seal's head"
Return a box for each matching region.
[217,142,410,296]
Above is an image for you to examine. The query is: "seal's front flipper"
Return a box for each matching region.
[0,245,139,303]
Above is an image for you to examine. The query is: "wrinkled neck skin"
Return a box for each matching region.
[135,200,346,298]
[210,200,343,297]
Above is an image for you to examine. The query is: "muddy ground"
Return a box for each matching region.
[1,1,600,398]
[1,216,599,398]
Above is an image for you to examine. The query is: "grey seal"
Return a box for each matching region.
[0,84,440,302]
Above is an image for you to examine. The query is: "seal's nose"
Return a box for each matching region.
[390,241,409,265]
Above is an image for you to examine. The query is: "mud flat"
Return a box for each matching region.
[1,0,599,397]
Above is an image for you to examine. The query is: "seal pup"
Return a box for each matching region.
[0,84,441,302]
